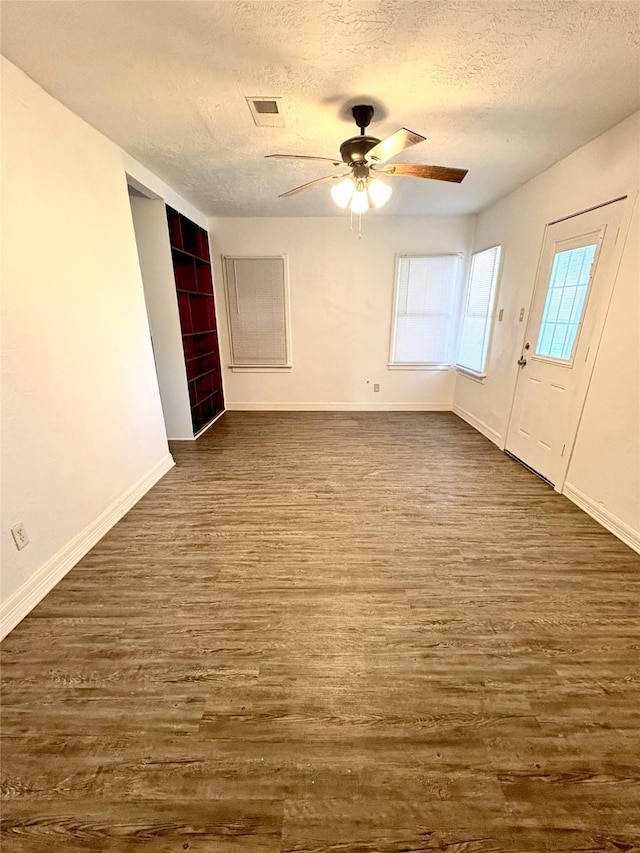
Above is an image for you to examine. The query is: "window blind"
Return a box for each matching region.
[224,256,289,367]
[456,245,502,374]
[390,255,459,365]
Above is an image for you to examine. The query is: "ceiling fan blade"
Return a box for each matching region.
[266,154,344,166]
[364,128,426,165]
[375,163,468,183]
[278,173,348,198]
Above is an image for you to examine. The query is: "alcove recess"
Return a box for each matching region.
[166,206,224,434]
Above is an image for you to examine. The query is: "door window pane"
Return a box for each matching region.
[535,243,597,361]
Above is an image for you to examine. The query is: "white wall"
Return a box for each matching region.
[453,111,640,550]
[129,195,194,439]
[0,58,178,636]
[564,198,639,547]
[209,215,475,410]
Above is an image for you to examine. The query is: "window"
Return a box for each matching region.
[456,245,502,376]
[535,242,597,361]
[223,256,291,369]
[389,254,460,367]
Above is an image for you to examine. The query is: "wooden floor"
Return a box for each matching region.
[2,412,640,852]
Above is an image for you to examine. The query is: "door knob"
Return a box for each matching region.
[517,356,527,366]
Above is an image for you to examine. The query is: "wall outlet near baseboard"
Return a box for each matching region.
[11,523,29,551]
[373,383,380,392]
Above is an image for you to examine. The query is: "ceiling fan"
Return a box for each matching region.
[266,104,468,213]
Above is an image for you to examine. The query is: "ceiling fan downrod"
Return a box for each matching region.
[339,105,380,166]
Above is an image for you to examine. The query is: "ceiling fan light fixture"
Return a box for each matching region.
[330,175,392,213]
[367,177,392,208]
[330,177,355,208]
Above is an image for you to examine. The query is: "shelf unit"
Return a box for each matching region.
[166,206,224,434]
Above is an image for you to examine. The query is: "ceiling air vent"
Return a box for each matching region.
[246,97,285,127]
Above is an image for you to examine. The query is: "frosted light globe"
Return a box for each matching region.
[350,185,369,214]
[331,178,354,209]
[367,177,392,208]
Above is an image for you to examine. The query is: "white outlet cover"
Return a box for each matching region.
[11,523,29,550]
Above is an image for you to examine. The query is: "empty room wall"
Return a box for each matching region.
[564,198,639,548]
[453,111,640,550]
[209,215,475,410]
[0,58,187,636]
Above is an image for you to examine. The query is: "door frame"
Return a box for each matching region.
[504,192,637,493]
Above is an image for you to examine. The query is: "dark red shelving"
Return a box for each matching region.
[166,206,224,434]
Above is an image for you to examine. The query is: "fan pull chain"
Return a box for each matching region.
[348,208,363,238]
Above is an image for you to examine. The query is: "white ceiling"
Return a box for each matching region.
[1,1,639,217]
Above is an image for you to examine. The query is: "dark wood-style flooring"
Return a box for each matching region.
[2,412,640,852]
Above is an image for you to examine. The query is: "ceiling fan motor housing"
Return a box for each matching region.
[340,135,380,165]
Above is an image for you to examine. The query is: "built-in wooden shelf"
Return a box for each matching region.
[166,206,224,434]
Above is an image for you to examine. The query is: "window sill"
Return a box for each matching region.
[228,365,293,373]
[387,363,452,371]
[455,366,486,383]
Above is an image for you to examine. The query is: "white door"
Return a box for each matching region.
[505,200,626,487]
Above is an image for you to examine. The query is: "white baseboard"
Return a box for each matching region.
[225,402,452,412]
[1,453,175,640]
[453,405,504,448]
[562,482,640,555]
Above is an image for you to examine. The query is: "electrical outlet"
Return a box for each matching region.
[11,523,29,551]
[498,308,504,321]
[373,383,380,392]
[519,308,525,322]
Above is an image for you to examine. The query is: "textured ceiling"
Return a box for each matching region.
[1,1,639,217]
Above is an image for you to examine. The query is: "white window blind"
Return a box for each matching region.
[224,256,290,367]
[456,245,502,374]
[390,255,459,366]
